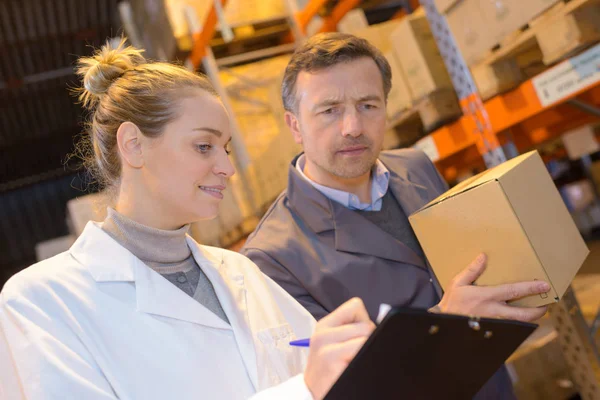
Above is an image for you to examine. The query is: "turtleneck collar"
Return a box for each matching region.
[101,207,191,264]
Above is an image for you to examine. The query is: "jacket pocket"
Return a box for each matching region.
[256,323,305,388]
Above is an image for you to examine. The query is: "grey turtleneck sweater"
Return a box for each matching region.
[101,208,229,323]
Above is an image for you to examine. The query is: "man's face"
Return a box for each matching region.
[286,57,387,183]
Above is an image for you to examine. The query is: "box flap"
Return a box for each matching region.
[414,151,538,213]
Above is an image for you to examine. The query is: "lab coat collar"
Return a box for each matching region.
[70,222,231,330]
[70,222,259,389]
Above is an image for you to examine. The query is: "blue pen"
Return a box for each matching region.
[289,338,310,347]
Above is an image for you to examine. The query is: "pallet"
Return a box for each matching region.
[210,17,295,67]
[470,0,600,100]
[387,88,462,148]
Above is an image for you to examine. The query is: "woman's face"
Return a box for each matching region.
[140,90,235,225]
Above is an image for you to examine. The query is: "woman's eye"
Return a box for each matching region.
[197,144,213,153]
[225,145,231,155]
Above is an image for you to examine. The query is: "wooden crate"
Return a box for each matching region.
[387,88,462,148]
[467,0,600,100]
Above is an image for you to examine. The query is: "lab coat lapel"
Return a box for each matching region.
[133,259,231,330]
[187,239,260,391]
[74,222,231,330]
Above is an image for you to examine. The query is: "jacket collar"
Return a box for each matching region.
[287,154,430,268]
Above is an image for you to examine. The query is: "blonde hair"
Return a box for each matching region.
[73,38,218,193]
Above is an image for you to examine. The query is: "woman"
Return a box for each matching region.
[0,39,374,400]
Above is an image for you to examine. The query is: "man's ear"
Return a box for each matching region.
[116,122,144,168]
[285,111,302,145]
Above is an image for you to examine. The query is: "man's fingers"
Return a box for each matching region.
[452,254,487,287]
[491,304,548,322]
[489,281,551,302]
[319,298,371,328]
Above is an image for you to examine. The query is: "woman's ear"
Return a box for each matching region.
[116,122,144,168]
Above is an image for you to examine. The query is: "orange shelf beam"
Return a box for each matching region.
[431,75,600,163]
[190,0,228,68]
[318,0,361,33]
[295,0,329,33]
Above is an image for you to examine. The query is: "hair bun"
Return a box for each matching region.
[76,38,146,109]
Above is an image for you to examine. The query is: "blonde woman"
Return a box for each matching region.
[0,39,374,400]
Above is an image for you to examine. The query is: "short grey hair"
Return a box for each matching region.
[281,32,392,113]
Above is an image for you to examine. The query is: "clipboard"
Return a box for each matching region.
[325,307,537,399]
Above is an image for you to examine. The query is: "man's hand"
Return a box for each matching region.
[437,254,550,322]
[304,298,375,400]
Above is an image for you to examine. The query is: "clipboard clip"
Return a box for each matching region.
[468,316,481,331]
[467,316,494,338]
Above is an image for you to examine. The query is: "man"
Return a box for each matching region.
[242,33,549,399]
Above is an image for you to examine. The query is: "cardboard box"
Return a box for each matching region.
[445,0,496,66]
[525,0,562,21]
[434,0,459,14]
[535,4,600,65]
[384,51,413,119]
[445,0,560,66]
[417,88,461,132]
[477,0,527,43]
[337,9,369,34]
[409,151,589,307]
[562,124,600,160]
[471,59,523,100]
[353,19,402,54]
[390,14,453,100]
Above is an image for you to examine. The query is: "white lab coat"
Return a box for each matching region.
[0,222,317,399]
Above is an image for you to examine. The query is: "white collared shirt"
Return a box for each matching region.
[295,154,390,211]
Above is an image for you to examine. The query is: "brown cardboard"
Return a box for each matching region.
[353,19,402,54]
[535,4,600,65]
[337,9,369,34]
[446,0,561,66]
[434,0,459,14]
[471,59,523,100]
[390,14,453,100]
[409,151,589,307]
[446,0,496,66]
[384,51,413,119]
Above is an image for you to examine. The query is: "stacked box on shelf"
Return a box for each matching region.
[533,1,600,65]
[351,20,415,120]
[440,0,563,100]
[390,14,453,100]
[389,14,461,131]
[212,55,300,241]
[441,0,561,64]
[222,0,289,28]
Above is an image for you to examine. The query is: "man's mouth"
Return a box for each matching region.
[337,146,368,156]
